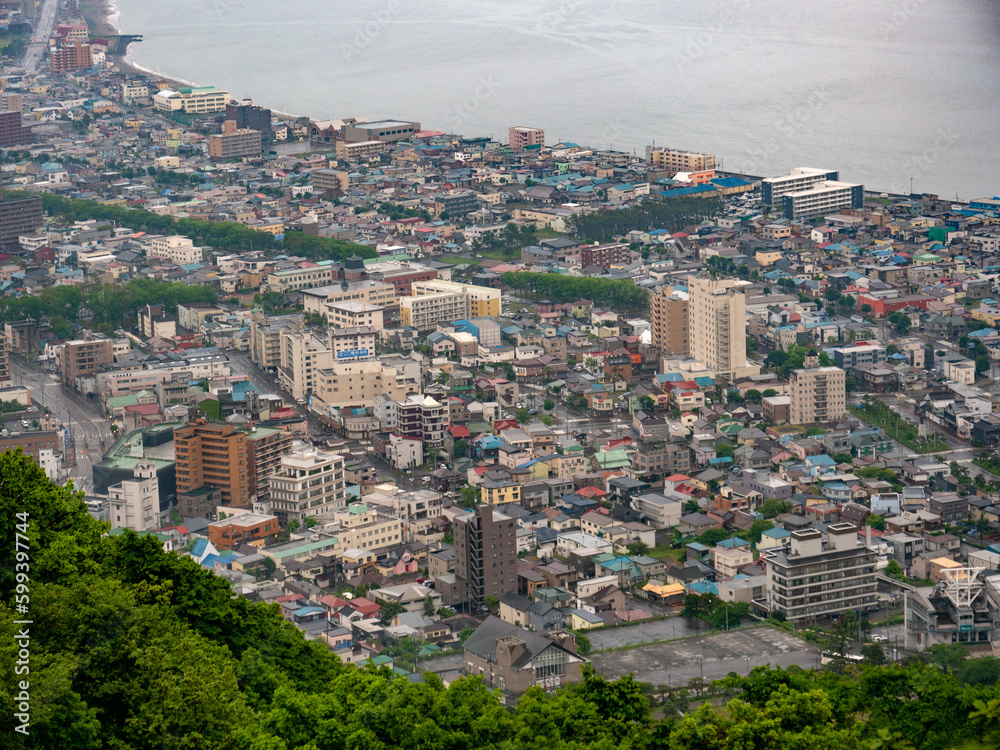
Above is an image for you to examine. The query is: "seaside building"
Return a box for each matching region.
[342,120,420,143]
[208,121,262,160]
[509,126,545,151]
[51,41,92,73]
[153,86,230,114]
[761,167,864,218]
[645,146,716,173]
[225,100,273,141]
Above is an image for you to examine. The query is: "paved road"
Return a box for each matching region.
[586,616,713,650]
[21,0,58,72]
[227,350,328,433]
[10,357,111,490]
[590,627,821,685]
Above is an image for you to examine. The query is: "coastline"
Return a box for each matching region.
[82,0,305,121]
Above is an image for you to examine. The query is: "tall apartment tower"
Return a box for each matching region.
[0,111,32,149]
[173,421,250,508]
[51,41,93,73]
[789,364,847,425]
[688,276,747,382]
[0,330,10,386]
[509,126,544,151]
[649,288,689,356]
[454,505,517,606]
[0,195,42,249]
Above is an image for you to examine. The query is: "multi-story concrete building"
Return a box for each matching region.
[244,425,293,506]
[313,361,415,410]
[208,121,262,160]
[250,311,304,369]
[279,331,332,402]
[789,365,847,425]
[509,126,544,151]
[411,279,502,318]
[327,325,377,363]
[121,81,149,104]
[579,243,632,270]
[137,304,177,340]
[781,180,864,220]
[145,235,204,264]
[51,41,92,73]
[60,338,114,386]
[335,139,388,161]
[650,288,689,356]
[645,146,716,173]
[905,568,1000,651]
[395,394,446,448]
[177,302,224,332]
[1,93,23,114]
[267,446,346,526]
[0,331,10,385]
[0,111,31,149]
[312,168,350,196]
[455,504,518,605]
[174,421,250,508]
[225,100,273,141]
[761,167,841,206]
[153,86,230,114]
[0,431,59,462]
[0,196,42,249]
[832,343,887,369]
[324,301,383,330]
[267,265,336,292]
[438,191,479,218]
[400,291,469,330]
[762,524,877,621]
[108,459,160,531]
[688,276,751,383]
[301,281,396,314]
[342,120,420,143]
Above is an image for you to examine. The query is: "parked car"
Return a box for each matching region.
[872,634,888,643]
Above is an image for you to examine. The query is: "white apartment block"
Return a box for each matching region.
[328,326,377,363]
[153,86,229,114]
[781,180,864,220]
[400,291,469,331]
[324,301,384,330]
[411,279,502,318]
[267,446,346,526]
[145,235,204,265]
[761,167,840,206]
[108,460,160,532]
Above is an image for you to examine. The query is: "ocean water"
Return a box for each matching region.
[113,0,1000,198]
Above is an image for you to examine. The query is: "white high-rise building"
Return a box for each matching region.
[268,445,346,526]
[109,459,160,531]
[688,276,752,383]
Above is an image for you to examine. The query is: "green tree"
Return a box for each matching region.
[834,452,853,464]
[286,519,300,534]
[640,395,656,411]
[423,595,436,618]
[483,595,500,612]
[543,398,555,411]
[626,540,649,557]
[759,498,793,519]
[745,389,762,403]
[514,408,531,423]
[747,519,774,544]
[378,599,405,626]
[886,558,904,579]
[867,514,885,531]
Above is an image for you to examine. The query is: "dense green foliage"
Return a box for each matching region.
[501,271,648,311]
[4,449,1000,749]
[0,279,218,330]
[568,196,722,242]
[4,191,376,264]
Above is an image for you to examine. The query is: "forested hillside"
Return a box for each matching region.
[1,449,1000,749]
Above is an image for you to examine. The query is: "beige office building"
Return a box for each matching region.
[324,301,384,330]
[649,288,689,356]
[399,291,469,331]
[688,276,748,383]
[645,146,716,173]
[411,279,502,318]
[279,331,333,402]
[789,365,847,425]
[301,281,396,314]
[313,361,415,410]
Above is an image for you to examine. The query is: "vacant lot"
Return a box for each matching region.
[587,617,713,650]
[591,627,820,685]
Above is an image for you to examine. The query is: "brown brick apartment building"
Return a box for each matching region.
[0,196,42,249]
[454,505,517,606]
[174,421,250,507]
[207,512,278,551]
[0,431,59,461]
[60,339,114,386]
[51,41,93,73]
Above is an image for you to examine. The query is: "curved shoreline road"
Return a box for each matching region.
[21,0,58,73]
[10,357,112,491]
